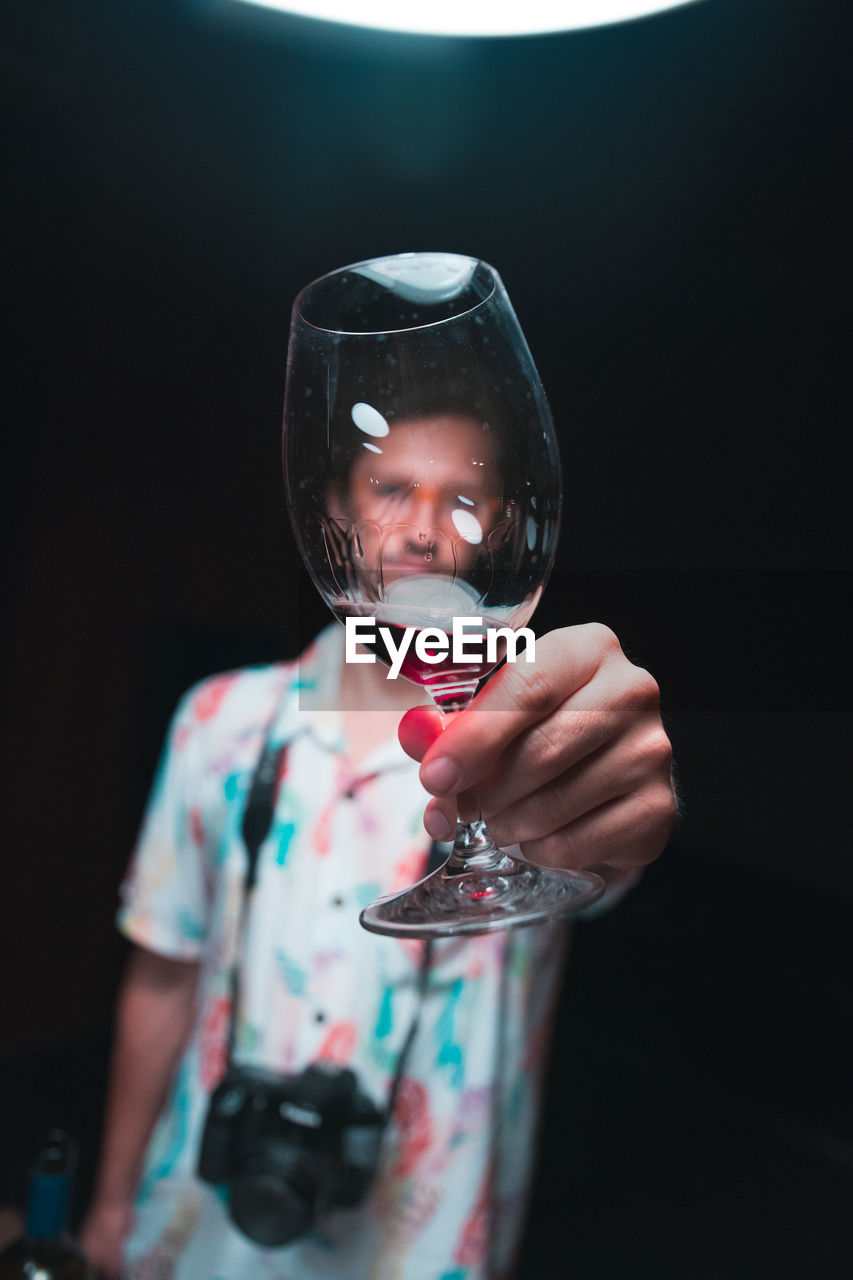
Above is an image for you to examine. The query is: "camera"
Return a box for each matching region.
[198,1062,386,1247]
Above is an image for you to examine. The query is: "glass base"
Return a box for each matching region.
[359,852,606,938]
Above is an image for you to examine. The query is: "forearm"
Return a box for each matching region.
[90,947,200,1205]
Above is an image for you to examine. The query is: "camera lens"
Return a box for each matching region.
[229,1153,316,1247]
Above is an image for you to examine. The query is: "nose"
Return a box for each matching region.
[399,483,445,536]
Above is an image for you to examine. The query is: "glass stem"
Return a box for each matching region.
[432,683,506,877]
[445,815,504,876]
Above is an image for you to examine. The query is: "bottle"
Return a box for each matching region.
[0,1131,91,1278]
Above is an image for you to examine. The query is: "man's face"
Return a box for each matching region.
[344,415,502,588]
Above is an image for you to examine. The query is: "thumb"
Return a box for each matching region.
[398,704,445,762]
[399,707,458,843]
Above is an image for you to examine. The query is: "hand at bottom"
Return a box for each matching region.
[79,1200,134,1279]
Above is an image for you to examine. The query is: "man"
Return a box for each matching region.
[81,413,675,1278]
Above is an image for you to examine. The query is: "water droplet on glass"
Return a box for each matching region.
[351,402,390,438]
[418,530,426,541]
[452,509,484,545]
[424,552,432,562]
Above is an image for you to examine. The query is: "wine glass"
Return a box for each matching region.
[283,252,604,937]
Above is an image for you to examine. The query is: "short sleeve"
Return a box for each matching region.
[116,687,213,960]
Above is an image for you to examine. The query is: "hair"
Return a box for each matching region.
[327,353,520,489]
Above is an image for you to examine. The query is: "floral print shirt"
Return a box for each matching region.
[117,625,570,1280]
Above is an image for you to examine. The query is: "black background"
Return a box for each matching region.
[1,0,851,1273]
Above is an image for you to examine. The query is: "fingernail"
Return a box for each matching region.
[420,756,460,795]
[424,808,454,841]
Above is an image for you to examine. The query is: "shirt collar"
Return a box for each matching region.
[272,623,345,753]
[272,624,419,780]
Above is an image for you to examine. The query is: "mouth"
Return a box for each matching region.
[381,558,439,576]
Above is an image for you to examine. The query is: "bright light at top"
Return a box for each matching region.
[231,0,700,39]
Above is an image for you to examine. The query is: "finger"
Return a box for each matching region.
[418,625,622,797]
[519,782,678,871]
[485,722,673,847]
[397,709,460,840]
[458,664,659,821]
[452,652,661,822]
[423,796,458,843]
[398,704,445,762]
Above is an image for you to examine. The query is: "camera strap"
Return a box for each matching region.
[223,701,439,1107]
[224,715,289,1065]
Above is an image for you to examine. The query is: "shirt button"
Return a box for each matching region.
[331,895,344,908]
[314,1010,326,1023]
